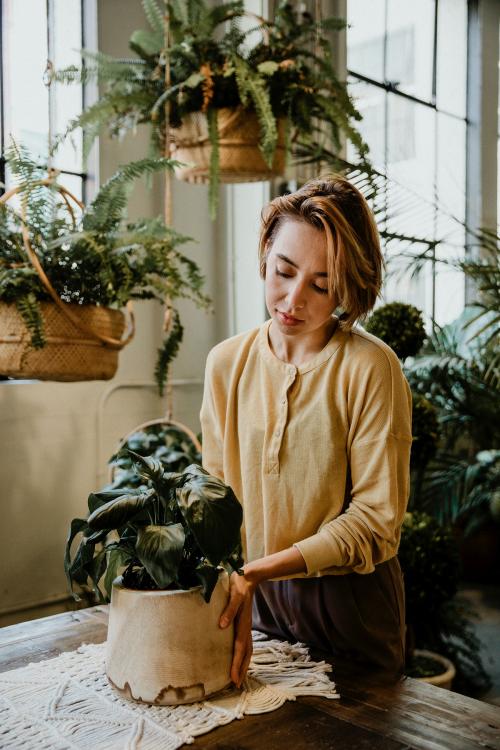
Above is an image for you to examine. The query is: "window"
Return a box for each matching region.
[347,0,468,326]
[1,0,88,200]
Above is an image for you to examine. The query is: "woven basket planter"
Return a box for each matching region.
[106,571,233,705]
[0,301,126,382]
[171,107,286,184]
[0,178,134,382]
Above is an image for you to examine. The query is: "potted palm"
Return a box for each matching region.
[365,301,491,694]
[65,451,244,705]
[52,0,369,217]
[0,145,210,391]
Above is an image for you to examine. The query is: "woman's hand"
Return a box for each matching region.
[219,571,256,688]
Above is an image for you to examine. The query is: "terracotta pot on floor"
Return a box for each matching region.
[106,571,234,705]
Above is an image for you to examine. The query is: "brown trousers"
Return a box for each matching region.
[252,556,406,682]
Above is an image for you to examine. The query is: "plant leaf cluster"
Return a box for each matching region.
[51,0,369,216]
[109,422,202,489]
[65,451,243,604]
[399,511,491,694]
[0,144,211,391]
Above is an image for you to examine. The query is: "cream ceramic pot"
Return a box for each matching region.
[106,571,234,705]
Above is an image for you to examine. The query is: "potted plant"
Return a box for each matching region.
[405,301,500,583]
[0,144,210,391]
[364,301,427,361]
[52,0,369,217]
[65,450,244,705]
[399,511,490,693]
[364,302,492,693]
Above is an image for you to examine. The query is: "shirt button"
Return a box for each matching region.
[275,430,280,437]
[281,398,286,404]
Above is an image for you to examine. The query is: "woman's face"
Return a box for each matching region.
[264,218,337,338]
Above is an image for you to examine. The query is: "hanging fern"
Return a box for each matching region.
[206,108,219,221]
[0,146,210,389]
[155,307,184,395]
[51,0,370,217]
[16,293,45,349]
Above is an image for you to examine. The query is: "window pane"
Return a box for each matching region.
[434,244,466,324]
[386,94,436,231]
[436,0,467,118]
[347,0,385,83]
[436,113,466,233]
[2,0,49,162]
[386,0,435,102]
[347,78,386,168]
[52,0,83,173]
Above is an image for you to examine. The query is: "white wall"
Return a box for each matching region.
[0,0,218,625]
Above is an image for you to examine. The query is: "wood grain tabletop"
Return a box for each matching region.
[1,606,499,749]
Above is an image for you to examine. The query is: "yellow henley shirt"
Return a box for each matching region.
[200,317,413,578]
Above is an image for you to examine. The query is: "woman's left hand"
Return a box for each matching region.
[219,571,256,688]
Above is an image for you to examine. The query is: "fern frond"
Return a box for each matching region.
[16,293,45,348]
[206,108,219,221]
[142,0,165,34]
[155,307,184,395]
[233,57,276,166]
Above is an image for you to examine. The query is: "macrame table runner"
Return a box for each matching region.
[0,631,339,749]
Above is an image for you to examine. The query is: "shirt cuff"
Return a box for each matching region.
[293,533,346,575]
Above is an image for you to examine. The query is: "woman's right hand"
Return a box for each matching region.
[219,571,256,688]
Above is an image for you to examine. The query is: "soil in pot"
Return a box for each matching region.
[406,649,456,690]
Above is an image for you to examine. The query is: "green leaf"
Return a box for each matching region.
[126,449,164,484]
[64,518,89,600]
[207,108,219,221]
[104,546,134,599]
[176,464,243,566]
[195,563,219,603]
[88,488,134,514]
[87,487,156,530]
[130,28,163,57]
[136,523,185,588]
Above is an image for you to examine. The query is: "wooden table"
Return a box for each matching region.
[1,606,499,750]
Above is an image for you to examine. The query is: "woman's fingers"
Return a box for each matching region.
[219,572,254,628]
[237,635,253,688]
[231,598,254,687]
[219,590,242,628]
[231,627,253,687]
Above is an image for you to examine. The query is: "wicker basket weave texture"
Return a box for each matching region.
[171,108,286,184]
[0,302,125,381]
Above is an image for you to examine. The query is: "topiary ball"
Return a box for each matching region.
[365,302,426,359]
[410,392,440,471]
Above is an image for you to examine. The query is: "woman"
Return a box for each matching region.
[200,176,413,688]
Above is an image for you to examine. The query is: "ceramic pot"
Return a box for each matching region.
[106,570,233,705]
[413,649,456,690]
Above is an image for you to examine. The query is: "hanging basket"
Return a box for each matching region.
[170,107,286,185]
[0,178,135,382]
[111,417,202,483]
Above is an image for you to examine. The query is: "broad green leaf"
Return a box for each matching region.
[88,488,139,514]
[195,563,219,603]
[64,518,88,599]
[87,487,156,530]
[126,449,164,484]
[87,548,107,603]
[177,464,243,567]
[104,546,133,599]
[136,523,185,588]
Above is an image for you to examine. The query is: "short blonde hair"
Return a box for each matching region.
[259,175,383,330]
